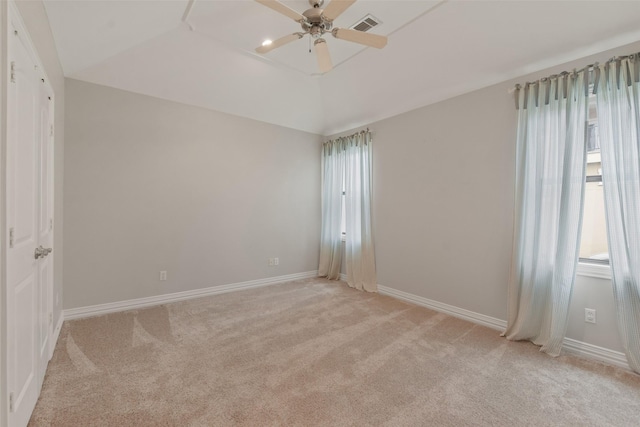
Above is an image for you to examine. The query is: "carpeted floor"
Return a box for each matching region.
[29,278,640,426]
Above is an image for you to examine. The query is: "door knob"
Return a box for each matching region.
[34,246,53,259]
[34,246,45,259]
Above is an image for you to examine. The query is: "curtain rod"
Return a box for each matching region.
[509,52,638,94]
[324,128,370,145]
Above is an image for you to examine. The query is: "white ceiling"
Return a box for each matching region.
[43,0,640,135]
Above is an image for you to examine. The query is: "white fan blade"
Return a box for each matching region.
[255,0,305,22]
[314,39,333,73]
[256,33,304,54]
[332,28,387,49]
[322,0,357,21]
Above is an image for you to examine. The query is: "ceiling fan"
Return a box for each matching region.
[254,0,387,73]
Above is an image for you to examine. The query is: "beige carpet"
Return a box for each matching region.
[30,278,640,426]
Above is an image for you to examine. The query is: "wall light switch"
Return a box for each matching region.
[160,271,167,281]
[274,257,279,266]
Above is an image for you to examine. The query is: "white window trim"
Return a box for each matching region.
[576,261,611,280]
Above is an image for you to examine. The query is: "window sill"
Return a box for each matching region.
[576,262,611,280]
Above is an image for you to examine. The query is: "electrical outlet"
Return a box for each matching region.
[268,258,274,266]
[585,308,596,324]
[274,257,279,266]
[159,271,167,281]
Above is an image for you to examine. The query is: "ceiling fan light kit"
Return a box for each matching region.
[254,0,387,73]
[314,39,333,73]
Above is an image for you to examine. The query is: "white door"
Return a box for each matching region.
[6,18,52,427]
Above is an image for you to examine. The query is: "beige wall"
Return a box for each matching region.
[14,0,65,326]
[330,40,640,354]
[357,77,515,320]
[64,79,321,309]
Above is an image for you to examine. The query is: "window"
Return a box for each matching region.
[578,97,609,266]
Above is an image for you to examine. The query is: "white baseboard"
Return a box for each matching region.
[50,313,64,359]
[376,283,632,372]
[563,338,630,370]
[64,271,318,320]
[377,284,507,331]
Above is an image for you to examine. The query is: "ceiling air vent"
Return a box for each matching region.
[350,14,381,32]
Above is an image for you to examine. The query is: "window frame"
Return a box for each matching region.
[576,261,611,279]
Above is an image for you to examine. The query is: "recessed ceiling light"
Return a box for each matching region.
[262,39,273,47]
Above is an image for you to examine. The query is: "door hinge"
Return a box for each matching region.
[49,312,53,325]
[10,61,16,83]
[9,227,14,248]
[9,392,14,412]
[50,218,54,231]
[50,124,54,137]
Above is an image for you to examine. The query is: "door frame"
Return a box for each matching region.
[0,0,9,424]
[1,2,55,426]
[37,71,55,375]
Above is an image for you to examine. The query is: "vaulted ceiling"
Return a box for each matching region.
[43,0,640,135]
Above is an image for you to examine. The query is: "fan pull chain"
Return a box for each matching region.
[309,36,311,53]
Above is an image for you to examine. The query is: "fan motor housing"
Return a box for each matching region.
[301,7,333,34]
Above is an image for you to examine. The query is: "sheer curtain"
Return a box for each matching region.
[344,131,377,291]
[504,73,588,356]
[318,140,344,280]
[595,54,640,373]
[319,131,377,291]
